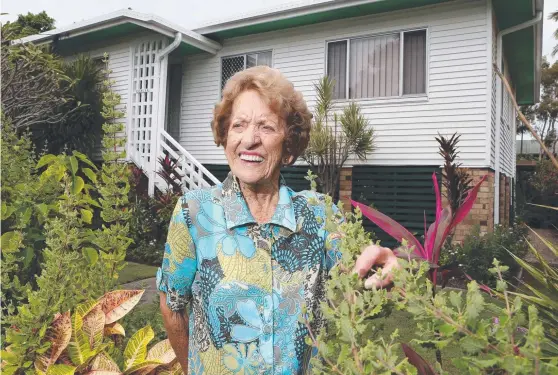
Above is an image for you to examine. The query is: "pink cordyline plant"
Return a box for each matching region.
[351,172,487,287]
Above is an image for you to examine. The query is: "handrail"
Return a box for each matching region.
[159,128,221,185]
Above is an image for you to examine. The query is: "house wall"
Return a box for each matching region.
[499,57,516,178]
[60,31,164,160]
[488,6,516,179]
[490,12,497,168]
[180,0,491,167]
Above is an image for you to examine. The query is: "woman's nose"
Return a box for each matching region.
[241,125,261,147]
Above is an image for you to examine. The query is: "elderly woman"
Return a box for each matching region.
[157,66,398,374]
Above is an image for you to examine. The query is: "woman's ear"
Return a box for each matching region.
[283,154,295,166]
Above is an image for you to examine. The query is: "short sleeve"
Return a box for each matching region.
[324,201,345,272]
[156,196,197,311]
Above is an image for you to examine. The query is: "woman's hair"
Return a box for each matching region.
[211,65,313,165]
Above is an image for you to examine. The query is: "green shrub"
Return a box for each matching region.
[120,301,167,343]
[440,221,529,287]
[309,200,558,374]
[1,119,63,312]
[2,54,132,364]
[517,159,558,228]
[126,163,179,266]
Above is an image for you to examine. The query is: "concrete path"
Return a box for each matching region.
[119,277,158,305]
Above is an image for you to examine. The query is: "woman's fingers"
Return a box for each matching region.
[354,245,400,289]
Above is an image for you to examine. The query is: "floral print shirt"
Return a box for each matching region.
[156,173,343,375]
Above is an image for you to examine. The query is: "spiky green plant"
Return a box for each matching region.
[508,227,558,351]
[302,76,375,196]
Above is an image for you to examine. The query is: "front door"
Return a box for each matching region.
[165,63,183,142]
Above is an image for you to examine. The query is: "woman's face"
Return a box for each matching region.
[224,90,289,187]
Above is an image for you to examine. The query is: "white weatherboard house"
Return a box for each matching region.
[18,0,543,240]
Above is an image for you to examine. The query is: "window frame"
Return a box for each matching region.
[325,27,429,101]
[220,50,274,91]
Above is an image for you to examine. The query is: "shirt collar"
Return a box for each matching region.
[221,173,296,232]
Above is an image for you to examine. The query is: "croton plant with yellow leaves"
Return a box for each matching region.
[2,290,180,375]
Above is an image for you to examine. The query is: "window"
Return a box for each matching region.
[327,29,427,99]
[221,51,272,89]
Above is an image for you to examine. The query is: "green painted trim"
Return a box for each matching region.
[205,0,450,40]
[55,22,206,56]
[493,0,538,105]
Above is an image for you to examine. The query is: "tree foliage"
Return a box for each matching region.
[31,55,105,156]
[1,42,77,131]
[302,76,375,196]
[1,11,55,41]
[521,59,558,157]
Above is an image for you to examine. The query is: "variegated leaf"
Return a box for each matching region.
[45,364,76,375]
[83,304,106,349]
[146,340,175,365]
[76,300,100,318]
[123,360,162,375]
[67,313,94,366]
[100,290,144,324]
[104,322,126,337]
[85,353,122,375]
[35,311,72,372]
[124,326,154,370]
[156,362,183,375]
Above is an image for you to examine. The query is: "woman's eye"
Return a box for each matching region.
[262,125,275,132]
[232,123,243,128]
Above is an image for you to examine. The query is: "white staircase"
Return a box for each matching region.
[127,38,219,194]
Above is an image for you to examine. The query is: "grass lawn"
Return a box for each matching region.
[118,262,158,284]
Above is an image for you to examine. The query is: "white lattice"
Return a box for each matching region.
[129,39,166,172]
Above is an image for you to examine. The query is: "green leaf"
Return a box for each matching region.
[72,151,97,170]
[438,323,456,336]
[72,176,85,195]
[81,209,93,224]
[449,291,462,310]
[124,326,154,370]
[122,360,162,375]
[82,168,97,184]
[18,207,32,226]
[37,203,49,217]
[46,364,76,375]
[1,231,22,253]
[36,154,58,169]
[82,248,99,266]
[459,336,487,355]
[23,246,34,267]
[1,202,15,220]
[70,156,78,176]
[67,313,94,366]
[1,350,18,364]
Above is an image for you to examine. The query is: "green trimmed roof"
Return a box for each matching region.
[493,0,539,105]
[200,0,450,40]
[55,22,207,56]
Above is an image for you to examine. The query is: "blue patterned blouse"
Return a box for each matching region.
[156,173,344,375]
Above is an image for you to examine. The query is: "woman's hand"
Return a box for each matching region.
[354,245,400,289]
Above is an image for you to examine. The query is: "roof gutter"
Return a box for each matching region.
[494,10,542,225]
[12,9,221,54]
[158,31,182,60]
